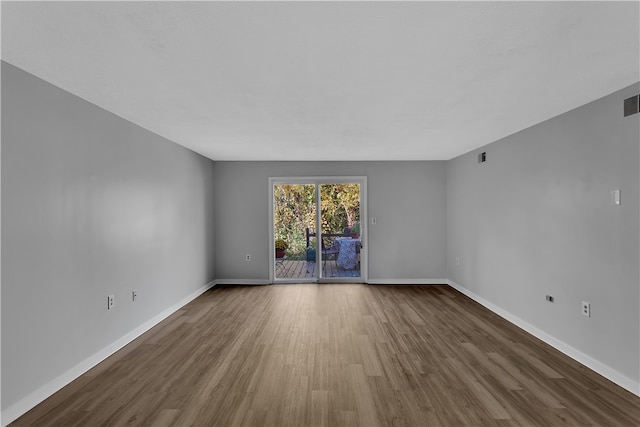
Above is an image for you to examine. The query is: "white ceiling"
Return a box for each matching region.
[2,1,639,161]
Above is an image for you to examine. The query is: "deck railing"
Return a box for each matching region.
[305,227,350,253]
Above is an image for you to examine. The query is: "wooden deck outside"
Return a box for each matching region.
[275,259,361,279]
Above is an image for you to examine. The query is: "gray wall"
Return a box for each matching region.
[213,161,447,282]
[1,62,216,412]
[446,83,640,385]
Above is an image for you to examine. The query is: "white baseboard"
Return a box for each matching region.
[446,280,640,397]
[1,280,216,427]
[214,279,270,285]
[367,279,448,285]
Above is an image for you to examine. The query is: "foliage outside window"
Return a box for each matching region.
[274,184,360,260]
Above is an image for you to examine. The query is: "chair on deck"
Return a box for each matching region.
[321,236,340,268]
[275,253,287,275]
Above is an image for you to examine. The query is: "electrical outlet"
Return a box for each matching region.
[582,301,591,317]
[546,295,554,302]
[246,254,251,262]
[456,257,460,266]
[132,290,137,302]
[107,295,115,310]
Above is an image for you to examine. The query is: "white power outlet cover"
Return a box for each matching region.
[582,301,591,317]
[108,295,115,310]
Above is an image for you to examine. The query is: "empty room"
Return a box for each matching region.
[1,1,639,426]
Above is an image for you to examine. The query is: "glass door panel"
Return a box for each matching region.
[320,183,361,279]
[273,184,316,280]
[271,177,365,283]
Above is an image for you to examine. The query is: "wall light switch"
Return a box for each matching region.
[611,190,621,206]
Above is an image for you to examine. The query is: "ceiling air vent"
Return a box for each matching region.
[623,94,639,117]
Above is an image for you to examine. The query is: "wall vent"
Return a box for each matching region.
[623,94,639,117]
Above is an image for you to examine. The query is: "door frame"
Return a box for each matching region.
[269,176,367,284]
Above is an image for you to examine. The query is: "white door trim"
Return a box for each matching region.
[269,176,367,284]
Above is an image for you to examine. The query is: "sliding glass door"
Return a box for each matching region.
[319,183,361,280]
[270,177,366,283]
[273,183,317,281]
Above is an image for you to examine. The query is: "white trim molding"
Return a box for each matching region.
[367,279,449,285]
[1,281,216,427]
[213,279,270,286]
[447,280,640,397]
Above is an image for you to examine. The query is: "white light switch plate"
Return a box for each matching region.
[611,190,621,205]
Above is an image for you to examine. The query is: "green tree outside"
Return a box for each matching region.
[274,184,360,260]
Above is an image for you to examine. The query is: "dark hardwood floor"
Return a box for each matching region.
[11,284,640,426]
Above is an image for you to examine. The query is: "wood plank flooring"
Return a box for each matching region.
[12,285,640,426]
